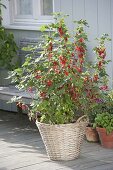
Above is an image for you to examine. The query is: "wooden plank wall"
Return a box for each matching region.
[111,0,113,87]
[60,0,113,86]
[0,0,113,111]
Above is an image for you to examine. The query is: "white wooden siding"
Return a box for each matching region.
[97,0,112,86]
[111,0,113,87]
[60,0,113,86]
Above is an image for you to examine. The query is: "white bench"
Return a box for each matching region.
[0,86,34,113]
[0,38,40,112]
[0,86,33,104]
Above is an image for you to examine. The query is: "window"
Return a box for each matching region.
[41,0,53,15]
[16,0,33,16]
[2,0,54,30]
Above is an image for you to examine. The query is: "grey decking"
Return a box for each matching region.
[0,110,113,170]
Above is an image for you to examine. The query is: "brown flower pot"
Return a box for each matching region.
[86,126,99,142]
[96,127,113,149]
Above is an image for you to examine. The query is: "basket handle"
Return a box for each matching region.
[76,115,89,123]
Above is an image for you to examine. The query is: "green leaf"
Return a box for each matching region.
[40,25,47,32]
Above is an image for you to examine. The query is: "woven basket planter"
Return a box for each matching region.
[36,115,88,161]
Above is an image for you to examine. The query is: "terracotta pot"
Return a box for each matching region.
[86,126,99,142]
[96,127,113,149]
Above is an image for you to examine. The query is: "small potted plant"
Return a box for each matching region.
[93,90,113,148]
[9,13,110,160]
[85,34,111,142]
[93,111,113,148]
[85,108,99,142]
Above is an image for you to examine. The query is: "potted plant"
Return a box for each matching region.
[85,115,99,142]
[85,34,111,142]
[9,13,109,160]
[93,89,113,148]
[93,111,113,148]
[85,99,106,142]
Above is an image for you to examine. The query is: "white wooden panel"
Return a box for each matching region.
[111,0,113,87]
[72,0,85,36]
[0,100,11,111]
[2,101,12,111]
[98,0,112,87]
[84,0,98,61]
[60,0,73,30]
[73,0,85,21]
[84,0,98,36]
[53,0,61,13]
[98,0,111,35]
[11,103,17,112]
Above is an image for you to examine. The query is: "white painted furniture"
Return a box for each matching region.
[0,86,34,104]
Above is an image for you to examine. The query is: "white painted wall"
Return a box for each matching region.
[57,0,113,87]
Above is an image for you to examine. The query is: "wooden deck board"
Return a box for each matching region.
[0,110,113,170]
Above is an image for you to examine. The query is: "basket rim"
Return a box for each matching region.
[36,115,88,127]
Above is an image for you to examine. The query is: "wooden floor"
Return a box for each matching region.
[0,110,113,170]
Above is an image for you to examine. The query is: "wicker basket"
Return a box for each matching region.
[36,115,88,160]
